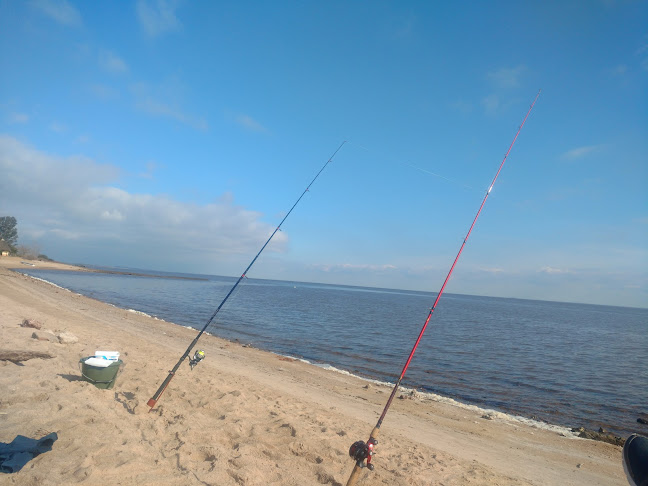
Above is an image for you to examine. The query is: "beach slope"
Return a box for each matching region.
[0,258,626,485]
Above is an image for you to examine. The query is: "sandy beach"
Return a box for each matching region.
[0,256,627,485]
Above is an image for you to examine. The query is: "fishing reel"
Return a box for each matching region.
[349,438,377,471]
[189,350,205,370]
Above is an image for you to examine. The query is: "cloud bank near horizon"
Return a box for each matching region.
[1,135,645,308]
[0,135,287,268]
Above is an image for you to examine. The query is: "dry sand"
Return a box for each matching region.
[0,256,626,485]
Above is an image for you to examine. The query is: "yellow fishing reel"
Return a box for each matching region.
[189,349,205,370]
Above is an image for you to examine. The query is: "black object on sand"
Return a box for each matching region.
[623,434,648,486]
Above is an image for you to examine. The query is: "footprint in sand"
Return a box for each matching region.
[114,391,138,414]
[73,465,92,481]
[279,423,297,437]
[315,469,343,486]
[289,441,325,464]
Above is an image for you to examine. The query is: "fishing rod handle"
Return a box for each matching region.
[148,334,203,409]
[346,426,380,486]
[345,464,364,486]
[147,371,175,409]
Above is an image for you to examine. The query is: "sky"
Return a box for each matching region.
[0,0,646,308]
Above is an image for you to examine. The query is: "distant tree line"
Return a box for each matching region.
[0,216,53,261]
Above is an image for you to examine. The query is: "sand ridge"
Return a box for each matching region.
[0,257,626,485]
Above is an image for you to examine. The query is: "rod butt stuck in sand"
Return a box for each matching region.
[147,141,346,411]
[344,91,541,486]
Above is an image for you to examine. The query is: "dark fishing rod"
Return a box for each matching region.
[147,141,346,411]
[345,90,541,485]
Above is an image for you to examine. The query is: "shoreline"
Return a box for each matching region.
[0,256,627,484]
[6,258,630,443]
[5,265,592,438]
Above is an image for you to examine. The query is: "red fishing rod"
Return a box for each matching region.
[147,141,346,411]
[345,91,541,485]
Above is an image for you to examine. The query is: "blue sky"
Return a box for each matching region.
[0,0,646,308]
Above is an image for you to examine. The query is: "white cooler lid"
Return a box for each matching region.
[84,357,113,367]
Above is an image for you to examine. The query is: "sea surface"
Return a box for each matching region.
[20,266,648,438]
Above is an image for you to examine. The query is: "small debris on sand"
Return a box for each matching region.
[20,318,42,329]
[0,350,55,363]
[31,330,58,342]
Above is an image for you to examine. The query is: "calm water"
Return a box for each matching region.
[21,268,648,437]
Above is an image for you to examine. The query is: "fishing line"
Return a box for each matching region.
[147,141,346,411]
[344,90,541,486]
[347,140,476,192]
[205,273,249,335]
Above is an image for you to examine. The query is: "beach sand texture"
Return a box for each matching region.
[0,257,626,485]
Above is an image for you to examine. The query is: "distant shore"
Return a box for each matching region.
[78,265,208,281]
[0,254,627,485]
[4,256,207,280]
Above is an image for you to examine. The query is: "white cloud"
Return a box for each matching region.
[100,209,124,221]
[487,65,526,89]
[49,122,67,133]
[310,263,398,272]
[481,94,500,115]
[8,113,29,124]
[136,97,208,131]
[612,64,628,76]
[391,15,416,39]
[99,51,129,74]
[539,266,570,275]
[139,161,159,179]
[0,135,287,265]
[49,228,81,240]
[131,83,208,131]
[235,114,268,133]
[137,0,182,37]
[30,0,82,26]
[450,99,473,114]
[478,266,504,274]
[561,145,603,160]
[88,84,120,100]
[637,42,648,71]
[481,65,526,115]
